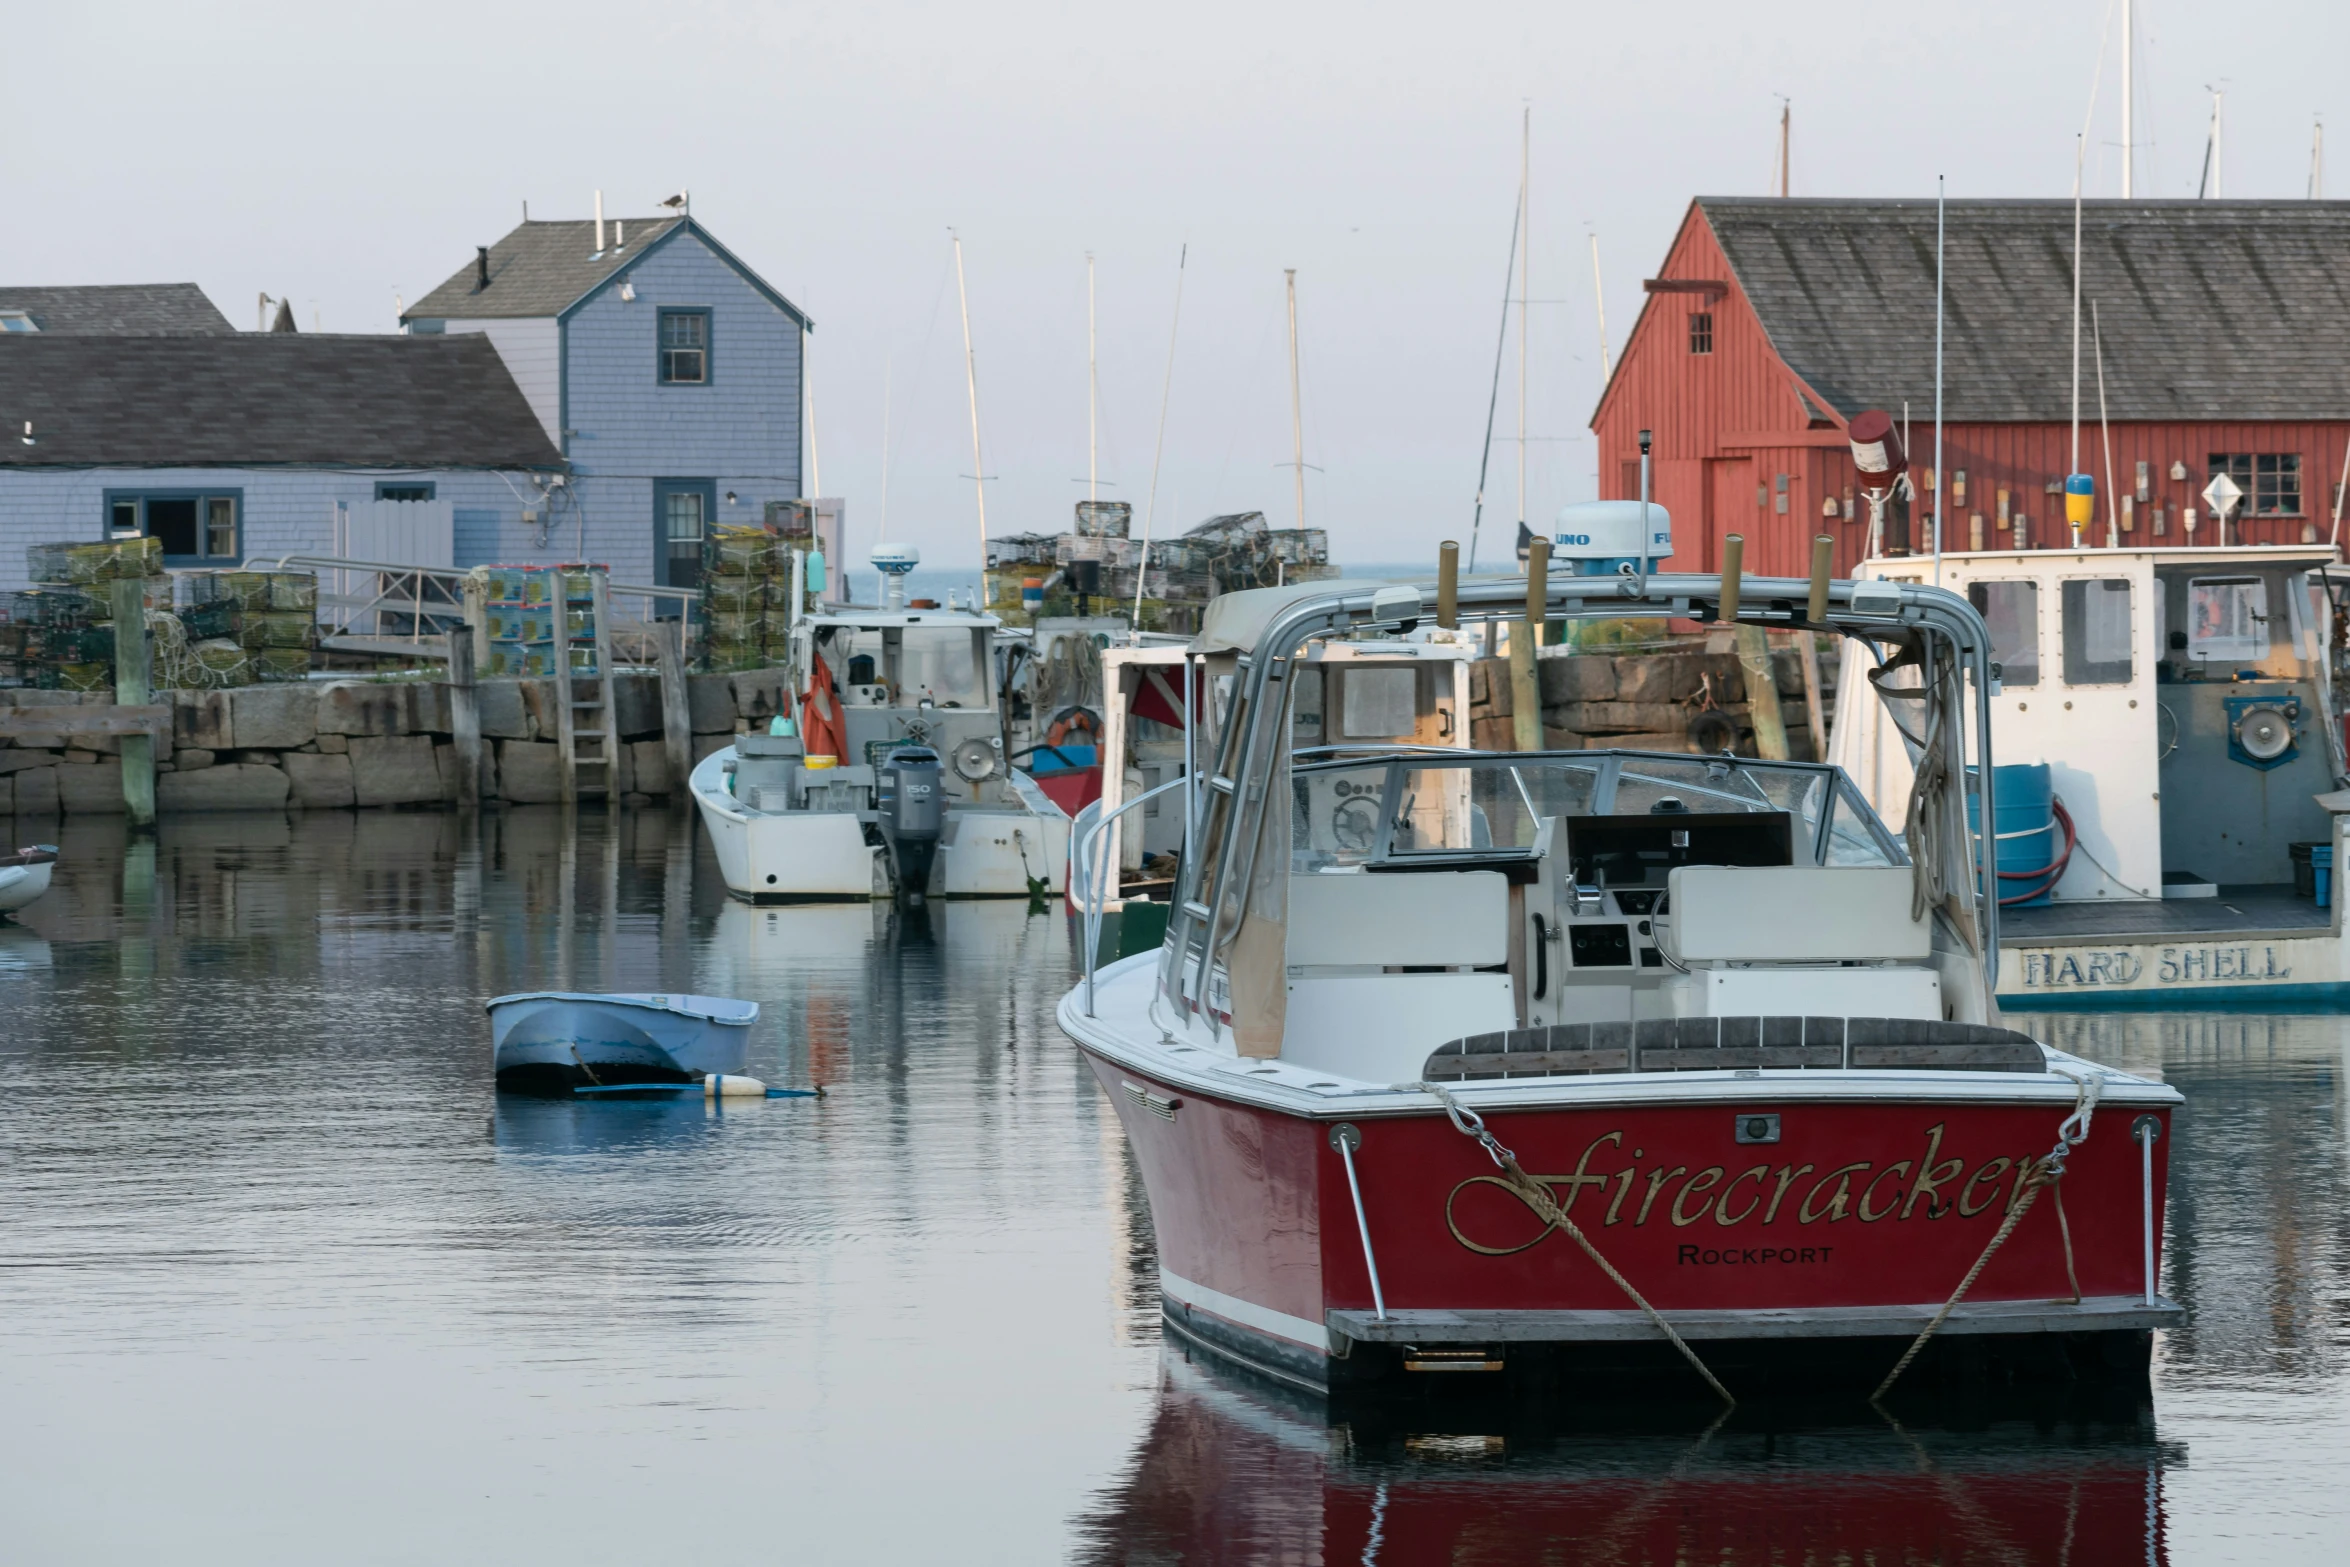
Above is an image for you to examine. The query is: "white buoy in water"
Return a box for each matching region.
[705,1073,769,1097]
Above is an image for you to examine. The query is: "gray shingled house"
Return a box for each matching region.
[0,292,561,590]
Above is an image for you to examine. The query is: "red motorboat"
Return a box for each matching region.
[1060,568,2180,1398]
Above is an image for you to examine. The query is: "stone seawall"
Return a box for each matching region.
[0,668,795,816]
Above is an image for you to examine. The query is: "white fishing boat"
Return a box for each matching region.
[488,991,758,1091]
[0,844,56,916]
[1844,543,2350,1008]
[1062,538,2180,1399]
[693,545,1072,902]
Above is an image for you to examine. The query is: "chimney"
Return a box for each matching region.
[475,246,491,291]
[594,190,605,255]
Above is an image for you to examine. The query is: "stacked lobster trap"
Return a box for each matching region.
[1,539,319,691]
[478,565,605,678]
[700,525,805,672]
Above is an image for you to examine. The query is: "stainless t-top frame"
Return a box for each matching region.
[1163,572,2002,1027]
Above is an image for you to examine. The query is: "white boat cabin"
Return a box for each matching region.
[1847,546,2343,900]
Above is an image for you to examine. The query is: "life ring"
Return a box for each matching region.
[1045,706,1103,749]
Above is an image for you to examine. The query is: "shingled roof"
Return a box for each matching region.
[403,217,689,320]
[0,334,563,469]
[1699,198,2350,422]
[0,283,234,335]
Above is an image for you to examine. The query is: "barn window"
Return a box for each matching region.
[1688,312,1713,354]
[2208,453,2301,515]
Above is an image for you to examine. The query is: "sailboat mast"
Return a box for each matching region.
[952,230,989,558]
[1285,269,1306,531]
[1087,252,1098,504]
[2121,0,2133,197]
[1517,107,1530,542]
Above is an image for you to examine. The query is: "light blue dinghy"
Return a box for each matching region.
[488,992,758,1093]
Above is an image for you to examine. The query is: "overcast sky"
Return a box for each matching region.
[6,1,2343,566]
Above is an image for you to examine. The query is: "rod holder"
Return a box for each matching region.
[1719,534,1744,623]
[1437,540,1459,629]
[1808,534,1835,623]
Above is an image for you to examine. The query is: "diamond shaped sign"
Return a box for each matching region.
[2203,471,2245,518]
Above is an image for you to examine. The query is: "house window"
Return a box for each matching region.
[659,309,710,384]
[2209,453,2302,516]
[0,310,37,333]
[1967,580,2039,687]
[1688,312,1714,354]
[376,481,437,502]
[104,491,241,565]
[2060,578,2132,684]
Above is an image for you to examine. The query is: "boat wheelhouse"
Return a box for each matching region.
[693,599,1072,901]
[1845,545,2350,1007]
[1060,570,2179,1397]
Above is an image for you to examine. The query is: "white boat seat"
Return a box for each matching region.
[1424,1017,2045,1079]
[1286,869,1508,969]
[1665,865,1929,963]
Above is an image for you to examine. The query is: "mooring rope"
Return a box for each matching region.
[1872,1063,2102,1402]
[1422,1081,1735,1408]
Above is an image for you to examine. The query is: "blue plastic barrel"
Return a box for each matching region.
[2318,846,2334,910]
[1967,763,2058,907]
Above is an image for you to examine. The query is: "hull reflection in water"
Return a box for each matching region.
[1075,1349,2167,1566]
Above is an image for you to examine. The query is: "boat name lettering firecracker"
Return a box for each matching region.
[1060,563,2181,1397]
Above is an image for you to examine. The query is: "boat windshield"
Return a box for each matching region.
[1290,749,1901,873]
[817,623,992,708]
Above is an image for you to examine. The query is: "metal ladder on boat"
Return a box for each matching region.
[549,570,619,804]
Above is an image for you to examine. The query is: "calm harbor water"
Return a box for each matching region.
[1,810,2346,1563]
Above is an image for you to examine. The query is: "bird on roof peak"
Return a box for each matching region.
[659,190,690,215]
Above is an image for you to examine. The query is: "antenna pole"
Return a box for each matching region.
[2094,301,2118,549]
[1134,245,1187,628]
[1087,252,1098,504]
[2313,119,2327,199]
[2121,0,2133,197]
[879,356,893,535]
[1779,100,1790,197]
[952,229,989,559]
[2071,135,2084,486]
[1590,235,1611,381]
[1286,268,1306,531]
[1467,171,1523,573]
[1516,107,1530,545]
[1933,175,1945,582]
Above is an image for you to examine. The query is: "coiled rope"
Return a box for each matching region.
[1871,1063,2102,1402]
[1423,1081,1735,1407]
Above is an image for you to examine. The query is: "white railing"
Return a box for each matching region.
[1073,773,1190,1017]
[261,553,699,648]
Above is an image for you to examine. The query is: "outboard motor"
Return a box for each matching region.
[877,746,945,902]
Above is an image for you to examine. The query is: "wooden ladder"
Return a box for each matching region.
[550,569,620,804]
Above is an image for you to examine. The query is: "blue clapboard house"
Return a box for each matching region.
[402,212,811,588]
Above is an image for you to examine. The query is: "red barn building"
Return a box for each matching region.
[1592,199,2350,575]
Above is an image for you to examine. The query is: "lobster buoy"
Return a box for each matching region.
[705,1074,769,1097]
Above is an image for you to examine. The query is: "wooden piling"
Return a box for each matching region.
[1511,537,1549,752]
[657,619,693,795]
[1437,541,1459,629]
[448,628,483,808]
[1736,625,1791,762]
[111,576,156,830]
[1796,631,1829,762]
